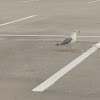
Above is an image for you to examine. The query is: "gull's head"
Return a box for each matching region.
[74,29,80,34]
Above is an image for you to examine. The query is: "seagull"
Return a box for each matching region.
[56,29,80,49]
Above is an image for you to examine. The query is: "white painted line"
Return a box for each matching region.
[21,0,39,2]
[0,15,37,27]
[78,36,100,38]
[0,35,64,37]
[14,39,65,42]
[15,39,61,41]
[0,35,100,38]
[88,0,100,3]
[32,42,100,92]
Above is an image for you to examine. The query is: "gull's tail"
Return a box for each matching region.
[56,43,60,46]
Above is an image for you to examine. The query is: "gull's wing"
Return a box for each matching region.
[60,37,72,45]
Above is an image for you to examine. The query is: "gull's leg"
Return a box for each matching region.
[68,45,72,50]
[69,45,72,50]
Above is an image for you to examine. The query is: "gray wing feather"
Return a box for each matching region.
[60,37,72,45]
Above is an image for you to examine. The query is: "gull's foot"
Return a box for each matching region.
[79,50,85,53]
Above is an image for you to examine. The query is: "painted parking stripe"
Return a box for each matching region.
[32,42,100,92]
[0,15,37,27]
[21,0,39,2]
[88,0,100,3]
[0,35,100,38]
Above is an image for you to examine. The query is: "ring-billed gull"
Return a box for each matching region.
[56,29,80,49]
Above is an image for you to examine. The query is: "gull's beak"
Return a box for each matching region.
[74,29,80,33]
[78,30,80,33]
